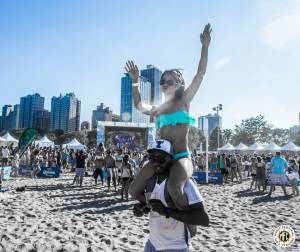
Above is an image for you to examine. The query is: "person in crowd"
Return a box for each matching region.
[219,153,228,184]
[93,151,106,186]
[72,150,87,187]
[2,146,10,166]
[11,152,20,177]
[32,150,41,179]
[131,139,209,252]
[126,24,211,210]
[105,150,117,192]
[255,156,266,192]
[230,155,239,182]
[115,149,124,185]
[287,159,299,197]
[268,151,288,197]
[250,156,258,191]
[210,153,218,175]
[120,154,133,200]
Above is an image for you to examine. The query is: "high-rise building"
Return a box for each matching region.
[198,114,222,136]
[140,65,162,105]
[120,73,151,123]
[91,103,113,129]
[0,104,20,131]
[50,93,81,133]
[19,93,45,129]
[33,109,51,132]
[132,76,151,123]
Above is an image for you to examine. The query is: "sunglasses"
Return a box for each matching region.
[160,79,174,86]
[149,154,168,164]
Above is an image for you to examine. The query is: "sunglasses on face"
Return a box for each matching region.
[149,154,168,164]
[160,79,174,86]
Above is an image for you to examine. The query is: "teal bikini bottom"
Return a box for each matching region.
[173,151,190,160]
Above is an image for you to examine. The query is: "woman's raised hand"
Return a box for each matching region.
[125,60,139,83]
[200,23,212,48]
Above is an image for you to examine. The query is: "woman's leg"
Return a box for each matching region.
[167,157,193,210]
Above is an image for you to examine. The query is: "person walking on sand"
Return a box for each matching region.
[72,150,87,187]
[120,154,133,200]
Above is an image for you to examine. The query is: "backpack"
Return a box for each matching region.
[145,175,197,246]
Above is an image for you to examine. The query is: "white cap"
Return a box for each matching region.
[147,139,173,156]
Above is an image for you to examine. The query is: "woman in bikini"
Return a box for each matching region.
[127,24,211,210]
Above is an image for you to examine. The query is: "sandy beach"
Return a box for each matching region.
[0,174,299,252]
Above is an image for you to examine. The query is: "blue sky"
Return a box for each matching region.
[0,0,300,129]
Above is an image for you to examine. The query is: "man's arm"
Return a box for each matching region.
[150,200,209,227]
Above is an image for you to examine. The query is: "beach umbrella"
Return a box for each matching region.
[265,142,281,151]
[63,138,86,150]
[281,141,300,152]
[218,143,235,151]
[234,143,249,151]
[248,143,265,151]
[35,136,55,148]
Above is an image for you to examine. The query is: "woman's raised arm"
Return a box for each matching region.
[184,24,212,103]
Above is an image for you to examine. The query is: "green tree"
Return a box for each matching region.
[209,127,224,151]
[188,126,205,151]
[222,129,233,143]
[232,115,273,145]
[272,128,290,145]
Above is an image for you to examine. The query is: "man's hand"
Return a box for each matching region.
[200,23,212,48]
[133,203,150,217]
[149,199,166,217]
[125,60,139,83]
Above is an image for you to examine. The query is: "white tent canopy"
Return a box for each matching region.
[63,138,86,150]
[218,143,235,151]
[0,136,6,146]
[1,132,18,144]
[248,143,265,151]
[281,141,300,152]
[265,142,281,151]
[35,136,54,148]
[234,143,249,151]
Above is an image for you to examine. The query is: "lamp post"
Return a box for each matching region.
[212,104,223,150]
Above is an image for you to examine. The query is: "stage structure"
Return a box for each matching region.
[97,121,156,151]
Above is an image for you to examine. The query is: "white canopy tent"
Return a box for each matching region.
[248,143,265,151]
[35,136,55,148]
[218,143,235,152]
[234,143,249,151]
[281,141,300,152]
[63,138,86,150]
[0,136,6,146]
[265,142,281,151]
[1,132,18,146]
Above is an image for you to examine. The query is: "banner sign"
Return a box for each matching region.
[19,128,38,156]
[19,165,60,178]
[193,171,223,184]
[38,167,60,178]
[0,166,12,180]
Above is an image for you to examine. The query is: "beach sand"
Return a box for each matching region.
[0,174,299,252]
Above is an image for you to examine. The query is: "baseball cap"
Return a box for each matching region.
[147,139,174,156]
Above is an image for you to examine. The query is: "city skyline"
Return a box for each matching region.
[0,1,300,129]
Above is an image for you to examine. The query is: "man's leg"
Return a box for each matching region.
[268,185,274,196]
[281,185,288,196]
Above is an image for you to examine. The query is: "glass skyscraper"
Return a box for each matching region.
[140,65,162,106]
[198,114,222,136]
[120,74,151,123]
[50,93,81,133]
[19,93,45,129]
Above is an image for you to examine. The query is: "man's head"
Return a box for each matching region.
[275,151,281,157]
[147,139,173,174]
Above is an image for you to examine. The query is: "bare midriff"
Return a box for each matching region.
[158,123,189,154]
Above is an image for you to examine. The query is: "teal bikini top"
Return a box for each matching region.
[155,111,196,129]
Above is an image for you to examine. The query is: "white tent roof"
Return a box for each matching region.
[0,136,6,142]
[265,142,281,151]
[234,143,249,151]
[63,138,86,150]
[281,141,300,152]
[248,143,265,151]
[1,132,18,143]
[218,143,235,151]
[35,136,54,148]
